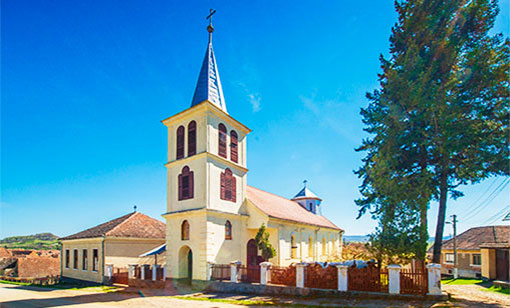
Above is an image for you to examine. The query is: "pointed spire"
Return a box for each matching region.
[190,9,227,113]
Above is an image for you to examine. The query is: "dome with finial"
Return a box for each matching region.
[291,181,322,214]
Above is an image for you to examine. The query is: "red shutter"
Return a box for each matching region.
[178,173,182,200]
[176,126,185,159]
[220,172,225,200]
[230,131,238,163]
[232,175,236,202]
[188,121,196,156]
[218,124,227,158]
[189,171,194,198]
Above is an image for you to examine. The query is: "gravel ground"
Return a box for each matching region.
[442,283,509,308]
[1,282,508,308]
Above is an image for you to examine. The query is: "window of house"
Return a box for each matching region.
[308,237,313,258]
[188,121,196,156]
[92,249,98,272]
[181,220,190,240]
[176,125,185,159]
[230,130,238,163]
[225,220,232,240]
[220,168,236,202]
[291,235,297,259]
[218,123,227,158]
[445,253,454,263]
[73,249,78,269]
[178,166,194,200]
[65,249,70,268]
[472,254,481,265]
[322,238,326,256]
[82,249,88,271]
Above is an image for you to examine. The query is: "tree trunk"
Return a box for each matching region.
[432,173,448,264]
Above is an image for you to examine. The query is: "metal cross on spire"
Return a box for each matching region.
[206,9,216,42]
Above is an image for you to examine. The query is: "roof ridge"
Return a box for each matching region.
[247,185,297,203]
[105,212,139,236]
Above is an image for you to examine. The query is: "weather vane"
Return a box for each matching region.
[133,205,137,212]
[206,9,216,41]
[303,180,308,187]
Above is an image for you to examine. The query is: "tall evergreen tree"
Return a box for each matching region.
[357,0,509,263]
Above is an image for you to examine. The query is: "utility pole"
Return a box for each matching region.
[451,215,458,279]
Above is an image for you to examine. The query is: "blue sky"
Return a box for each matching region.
[1,0,509,239]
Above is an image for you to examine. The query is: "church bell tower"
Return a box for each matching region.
[162,10,251,280]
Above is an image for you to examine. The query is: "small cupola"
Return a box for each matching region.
[291,180,322,214]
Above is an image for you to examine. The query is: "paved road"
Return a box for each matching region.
[0,283,248,308]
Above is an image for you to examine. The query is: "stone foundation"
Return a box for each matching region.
[205,281,449,301]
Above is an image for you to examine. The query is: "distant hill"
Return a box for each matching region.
[0,233,60,250]
[344,235,370,242]
[344,235,453,244]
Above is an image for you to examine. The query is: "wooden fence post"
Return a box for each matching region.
[230,261,241,283]
[260,262,272,285]
[426,263,442,295]
[387,264,401,294]
[336,264,348,291]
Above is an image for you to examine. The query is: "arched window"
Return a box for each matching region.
[218,123,227,158]
[178,166,194,200]
[308,236,313,258]
[290,235,297,258]
[322,237,326,256]
[176,126,185,159]
[181,220,189,240]
[230,130,238,163]
[220,168,236,202]
[225,220,232,240]
[188,121,196,156]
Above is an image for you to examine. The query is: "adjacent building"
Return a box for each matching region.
[433,225,509,281]
[60,211,165,283]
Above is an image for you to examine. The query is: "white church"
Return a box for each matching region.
[162,14,343,281]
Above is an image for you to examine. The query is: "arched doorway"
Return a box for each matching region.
[178,245,192,280]
[247,239,258,266]
[246,239,261,283]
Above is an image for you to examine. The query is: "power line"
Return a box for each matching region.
[462,178,510,221]
[461,177,500,213]
[480,205,510,225]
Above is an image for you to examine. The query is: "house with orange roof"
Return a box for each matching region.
[60,211,165,283]
[161,19,344,281]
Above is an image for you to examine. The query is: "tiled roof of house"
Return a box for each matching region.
[60,212,165,241]
[440,225,510,250]
[246,186,342,230]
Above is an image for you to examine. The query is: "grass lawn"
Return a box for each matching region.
[442,278,484,285]
[0,280,119,293]
[442,278,509,296]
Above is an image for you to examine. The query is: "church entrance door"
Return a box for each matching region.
[245,239,261,283]
[187,250,193,281]
[178,245,192,281]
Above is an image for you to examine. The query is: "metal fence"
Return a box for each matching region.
[239,265,260,283]
[400,268,428,295]
[211,264,231,281]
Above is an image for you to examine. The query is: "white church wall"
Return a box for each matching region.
[205,212,247,265]
[166,155,208,213]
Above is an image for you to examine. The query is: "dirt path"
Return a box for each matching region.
[0,283,247,308]
[442,283,509,308]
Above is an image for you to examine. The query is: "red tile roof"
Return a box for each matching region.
[60,212,165,240]
[246,186,342,230]
[440,225,510,250]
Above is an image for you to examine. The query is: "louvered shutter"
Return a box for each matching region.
[189,171,194,198]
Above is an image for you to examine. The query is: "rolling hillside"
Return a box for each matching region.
[0,233,60,250]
